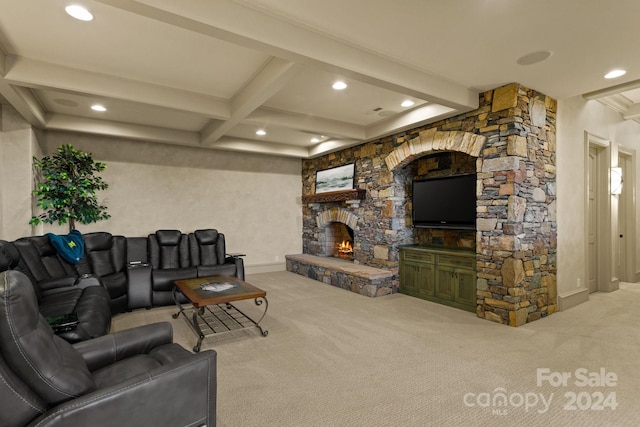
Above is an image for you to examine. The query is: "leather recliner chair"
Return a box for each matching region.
[0,239,112,343]
[189,229,245,280]
[0,268,217,427]
[82,232,129,314]
[148,229,197,306]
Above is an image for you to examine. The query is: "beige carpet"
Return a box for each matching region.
[112,272,640,426]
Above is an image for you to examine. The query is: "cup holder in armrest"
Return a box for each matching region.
[46,313,79,333]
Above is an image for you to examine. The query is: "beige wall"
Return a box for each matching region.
[2,123,302,272]
[4,97,640,299]
[0,105,42,241]
[557,96,640,308]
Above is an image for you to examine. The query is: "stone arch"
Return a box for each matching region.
[316,208,359,230]
[384,129,487,172]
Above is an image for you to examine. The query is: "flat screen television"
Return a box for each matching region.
[412,173,476,229]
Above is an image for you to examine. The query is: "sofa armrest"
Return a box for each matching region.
[75,274,104,289]
[30,350,217,427]
[73,322,173,371]
[226,255,245,281]
[126,264,153,310]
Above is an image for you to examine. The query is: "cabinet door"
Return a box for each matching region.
[400,261,420,294]
[435,266,455,300]
[455,268,476,307]
[401,261,434,297]
[416,263,435,297]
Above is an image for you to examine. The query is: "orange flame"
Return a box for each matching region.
[337,240,353,254]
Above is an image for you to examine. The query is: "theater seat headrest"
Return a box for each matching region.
[194,229,218,245]
[0,241,20,272]
[155,230,182,246]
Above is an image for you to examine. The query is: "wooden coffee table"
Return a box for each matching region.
[172,275,268,352]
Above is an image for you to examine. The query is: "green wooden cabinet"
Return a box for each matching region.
[399,248,434,298]
[399,246,476,312]
[435,265,456,300]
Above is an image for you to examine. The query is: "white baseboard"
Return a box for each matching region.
[245,262,287,275]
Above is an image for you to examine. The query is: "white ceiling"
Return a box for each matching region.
[1,0,639,158]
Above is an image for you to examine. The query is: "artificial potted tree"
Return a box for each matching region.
[30,144,111,233]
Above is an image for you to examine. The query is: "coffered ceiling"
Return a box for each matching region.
[1,0,639,158]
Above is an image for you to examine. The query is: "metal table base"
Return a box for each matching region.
[173,288,268,352]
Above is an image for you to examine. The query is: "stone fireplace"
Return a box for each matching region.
[314,208,358,259]
[322,222,354,259]
[289,83,558,327]
[288,191,396,297]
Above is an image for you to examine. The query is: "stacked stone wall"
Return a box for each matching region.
[300,83,557,325]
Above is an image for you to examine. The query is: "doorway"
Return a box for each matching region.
[617,149,636,282]
[588,146,603,292]
[586,133,613,293]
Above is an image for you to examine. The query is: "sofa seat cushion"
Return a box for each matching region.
[197,263,237,278]
[151,267,197,292]
[100,271,128,300]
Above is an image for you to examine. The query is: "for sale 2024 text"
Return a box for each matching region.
[537,368,618,411]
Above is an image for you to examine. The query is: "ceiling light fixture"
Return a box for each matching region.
[310,137,320,143]
[65,5,94,21]
[91,104,106,112]
[516,50,552,66]
[256,129,266,136]
[332,81,347,90]
[401,100,415,108]
[604,69,626,79]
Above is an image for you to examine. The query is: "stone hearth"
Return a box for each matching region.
[286,254,394,297]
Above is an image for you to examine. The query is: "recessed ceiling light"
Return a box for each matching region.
[516,50,552,66]
[65,5,94,21]
[401,100,415,108]
[310,137,320,143]
[91,104,106,112]
[332,81,347,90]
[605,69,626,79]
[256,129,266,136]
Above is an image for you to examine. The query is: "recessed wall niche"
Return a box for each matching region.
[405,151,477,248]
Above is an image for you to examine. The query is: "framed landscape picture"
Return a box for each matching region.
[315,163,355,193]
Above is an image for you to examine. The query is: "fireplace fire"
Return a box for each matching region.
[319,222,355,260]
[336,240,353,259]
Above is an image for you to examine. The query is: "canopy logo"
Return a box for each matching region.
[462,367,619,416]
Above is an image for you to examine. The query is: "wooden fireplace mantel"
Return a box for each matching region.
[302,189,366,204]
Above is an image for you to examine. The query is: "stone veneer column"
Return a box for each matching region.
[475,84,557,326]
[300,83,557,326]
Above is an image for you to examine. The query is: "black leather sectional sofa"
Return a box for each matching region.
[0,228,244,343]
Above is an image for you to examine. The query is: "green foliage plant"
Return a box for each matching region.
[30,144,111,232]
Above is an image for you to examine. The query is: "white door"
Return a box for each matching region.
[587,147,599,293]
[617,152,634,282]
